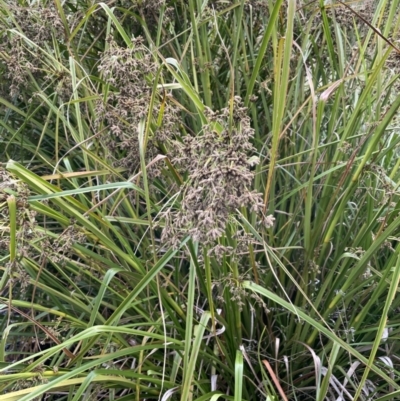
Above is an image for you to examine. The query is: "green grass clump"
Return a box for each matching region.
[1,0,400,400]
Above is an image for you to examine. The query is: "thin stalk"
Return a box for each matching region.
[353,251,400,401]
[263,0,295,211]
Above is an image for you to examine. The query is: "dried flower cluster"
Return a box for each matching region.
[329,1,375,29]
[0,167,33,256]
[161,97,271,252]
[45,224,87,264]
[307,0,377,56]
[386,45,400,101]
[207,0,268,13]
[0,167,37,293]
[0,167,87,297]
[0,2,65,97]
[96,37,180,173]
[134,0,174,25]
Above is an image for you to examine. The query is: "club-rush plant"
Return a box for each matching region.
[0,0,400,400]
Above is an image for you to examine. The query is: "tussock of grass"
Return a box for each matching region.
[1,0,400,400]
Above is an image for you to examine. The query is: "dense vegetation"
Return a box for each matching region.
[1,0,400,400]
